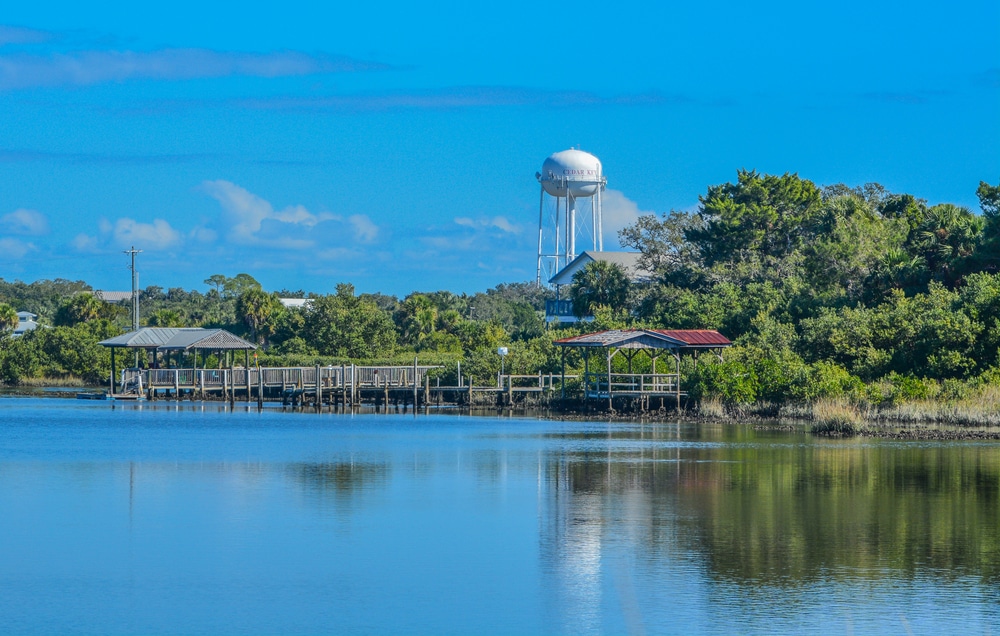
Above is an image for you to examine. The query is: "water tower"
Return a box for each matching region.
[535,148,607,285]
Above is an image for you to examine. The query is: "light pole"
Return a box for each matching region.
[497,346,508,387]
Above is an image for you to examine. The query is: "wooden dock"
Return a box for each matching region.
[115,365,575,408]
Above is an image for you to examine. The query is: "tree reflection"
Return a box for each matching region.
[289,461,390,500]
[546,437,1000,586]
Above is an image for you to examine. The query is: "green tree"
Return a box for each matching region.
[973,179,1000,273]
[569,260,631,318]
[223,273,261,299]
[977,180,1000,219]
[907,203,983,286]
[147,309,185,327]
[396,294,438,347]
[236,288,282,345]
[618,210,704,284]
[204,274,228,296]
[54,293,105,326]
[802,193,907,302]
[303,284,397,359]
[0,303,17,333]
[687,170,824,271]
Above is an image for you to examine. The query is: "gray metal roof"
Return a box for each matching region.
[93,290,133,302]
[99,327,256,351]
[548,251,652,286]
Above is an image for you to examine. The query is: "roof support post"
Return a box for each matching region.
[673,350,681,410]
[110,347,116,395]
[560,348,566,399]
[607,347,613,411]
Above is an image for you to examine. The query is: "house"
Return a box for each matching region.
[545,251,651,323]
[12,311,39,338]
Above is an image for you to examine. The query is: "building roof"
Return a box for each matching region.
[554,328,731,350]
[12,312,40,337]
[99,327,256,351]
[93,290,133,303]
[548,251,651,286]
[279,298,313,309]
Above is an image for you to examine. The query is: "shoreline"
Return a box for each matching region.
[3,388,1000,440]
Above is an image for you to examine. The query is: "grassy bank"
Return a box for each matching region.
[695,385,1000,437]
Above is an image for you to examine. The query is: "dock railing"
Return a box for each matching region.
[583,372,680,397]
[138,365,442,393]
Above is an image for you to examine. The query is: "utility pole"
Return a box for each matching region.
[124,246,142,332]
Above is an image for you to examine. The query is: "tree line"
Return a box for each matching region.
[1,171,998,410]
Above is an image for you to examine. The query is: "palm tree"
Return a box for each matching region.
[569,260,631,318]
[147,309,184,328]
[0,303,18,334]
[54,293,104,326]
[237,288,281,345]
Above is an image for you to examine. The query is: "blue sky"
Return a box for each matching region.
[1,0,998,297]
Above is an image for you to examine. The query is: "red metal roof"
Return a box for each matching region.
[650,329,732,346]
[553,328,730,348]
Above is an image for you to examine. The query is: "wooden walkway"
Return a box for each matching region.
[117,365,574,407]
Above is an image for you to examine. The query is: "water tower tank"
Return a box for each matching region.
[540,149,603,198]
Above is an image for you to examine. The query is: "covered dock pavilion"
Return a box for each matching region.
[554,329,731,410]
[99,327,257,395]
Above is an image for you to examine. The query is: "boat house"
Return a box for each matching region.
[554,328,731,409]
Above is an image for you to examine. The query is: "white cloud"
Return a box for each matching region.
[0,237,35,259]
[452,215,520,233]
[1,208,48,235]
[0,48,389,90]
[490,216,519,233]
[113,218,180,250]
[349,214,379,242]
[201,179,378,249]
[72,233,100,252]
[189,226,217,243]
[201,180,273,243]
[600,189,649,248]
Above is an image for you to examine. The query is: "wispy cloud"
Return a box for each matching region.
[454,216,521,233]
[0,25,52,46]
[0,147,220,164]
[0,48,391,89]
[1,208,49,235]
[349,215,379,242]
[71,233,100,253]
[860,89,954,105]
[235,86,695,112]
[0,237,36,259]
[200,179,380,248]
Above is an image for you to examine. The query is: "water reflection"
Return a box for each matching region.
[290,461,391,497]
[542,425,1000,588]
[0,400,997,634]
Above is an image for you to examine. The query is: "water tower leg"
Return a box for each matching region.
[597,187,604,251]
[554,195,561,271]
[592,196,597,251]
[568,194,576,262]
[537,186,545,285]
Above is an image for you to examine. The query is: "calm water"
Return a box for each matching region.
[0,397,997,635]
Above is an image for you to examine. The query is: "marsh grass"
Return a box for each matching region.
[698,398,726,418]
[809,398,865,435]
[12,376,90,388]
[876,385,1000,426]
